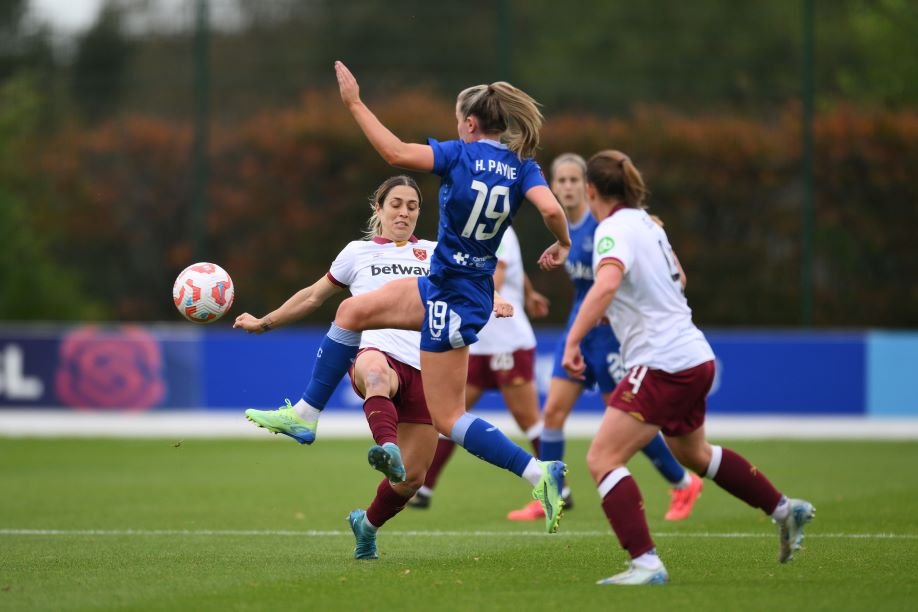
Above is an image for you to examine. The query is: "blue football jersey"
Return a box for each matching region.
[428,138,547,279]
[564,211,598,323]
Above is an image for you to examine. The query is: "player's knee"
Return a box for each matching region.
[335,297,363,330]
[361,363,392,397]
[542,403,568,428]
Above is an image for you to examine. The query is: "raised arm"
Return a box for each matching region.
[233,276,343,334]
[335,61,434,172]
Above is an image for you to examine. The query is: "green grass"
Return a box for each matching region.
[1,437,917,611]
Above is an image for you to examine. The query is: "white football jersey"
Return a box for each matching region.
[470,227,537,355]
[328,236,435,370]
[592,208,714,372]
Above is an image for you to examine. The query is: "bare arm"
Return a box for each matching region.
[335,61,434,171]
[233,276,344,333]
[526,185,571,270]
[561,262,622,378]
[523,273,550,319]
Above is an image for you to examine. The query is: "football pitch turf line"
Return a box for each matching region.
[2,527,916,540]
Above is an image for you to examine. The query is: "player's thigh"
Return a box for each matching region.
[337,277,424,331]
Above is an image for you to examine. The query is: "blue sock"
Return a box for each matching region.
[540,427,565,462]
[300,323,360,410]
[450,413,532,477]
[641,432,686,485]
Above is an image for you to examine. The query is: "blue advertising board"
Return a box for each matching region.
[0,324,914,416]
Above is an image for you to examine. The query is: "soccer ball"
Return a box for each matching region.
[172,262,235,323]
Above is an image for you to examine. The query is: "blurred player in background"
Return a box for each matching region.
[562,150,815,585]
[407,226,549,510]
[505,153,703,523]
[236,176,441,560]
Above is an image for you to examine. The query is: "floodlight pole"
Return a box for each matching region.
[801,0,815,326]
[192,0,210,262]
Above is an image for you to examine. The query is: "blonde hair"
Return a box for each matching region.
[550,152,587,180]
[456,82,543,159]
[363,175,422,239]
[586,150,648,208]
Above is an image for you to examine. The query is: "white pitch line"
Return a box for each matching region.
[0,528,915,540]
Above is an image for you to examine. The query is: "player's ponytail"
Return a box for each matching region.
[586,150,648,209]
[457,82,543,159]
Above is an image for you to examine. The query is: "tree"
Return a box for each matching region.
[71,2,133,122]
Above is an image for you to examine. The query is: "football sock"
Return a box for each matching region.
[450,413,532,478]
[641,432,686,485]
[421,435,456,489]
[363,396,399,446]
[540,427,565,462]
[291,398,322,423]
[705,445,783,514]
[632,549,664,570]
[771,496,790,520]
[366,479,409,528]
[598,467,655,558]
[673,472,693,490]
[300,323,360,410]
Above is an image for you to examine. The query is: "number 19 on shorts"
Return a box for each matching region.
[427,300,448,339]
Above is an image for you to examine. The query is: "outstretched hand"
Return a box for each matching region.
[335,60,361,107]
[538,241,570,271]
[561,343,586,380]
[493,294,514,318]
[233,312,266,334]
[525,289,550,319]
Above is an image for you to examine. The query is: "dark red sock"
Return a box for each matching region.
[529,436,541,457]
[712,448,783,514]
[422,437,456,489]
[363,396,398,446]
[366,479,410,528]
[600,474,655,558]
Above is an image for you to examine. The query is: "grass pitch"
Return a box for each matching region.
[1,436,917,611]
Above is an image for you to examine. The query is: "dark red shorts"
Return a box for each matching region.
[467,347,536,390]
[348,348,432,425]
[607,360,715,436]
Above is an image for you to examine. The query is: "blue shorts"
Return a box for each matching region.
[417,273,493,353]
[551,323,624,393]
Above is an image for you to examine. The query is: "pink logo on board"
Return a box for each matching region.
[55,326,165,410]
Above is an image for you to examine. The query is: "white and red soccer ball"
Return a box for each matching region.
[172,262,234,323]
